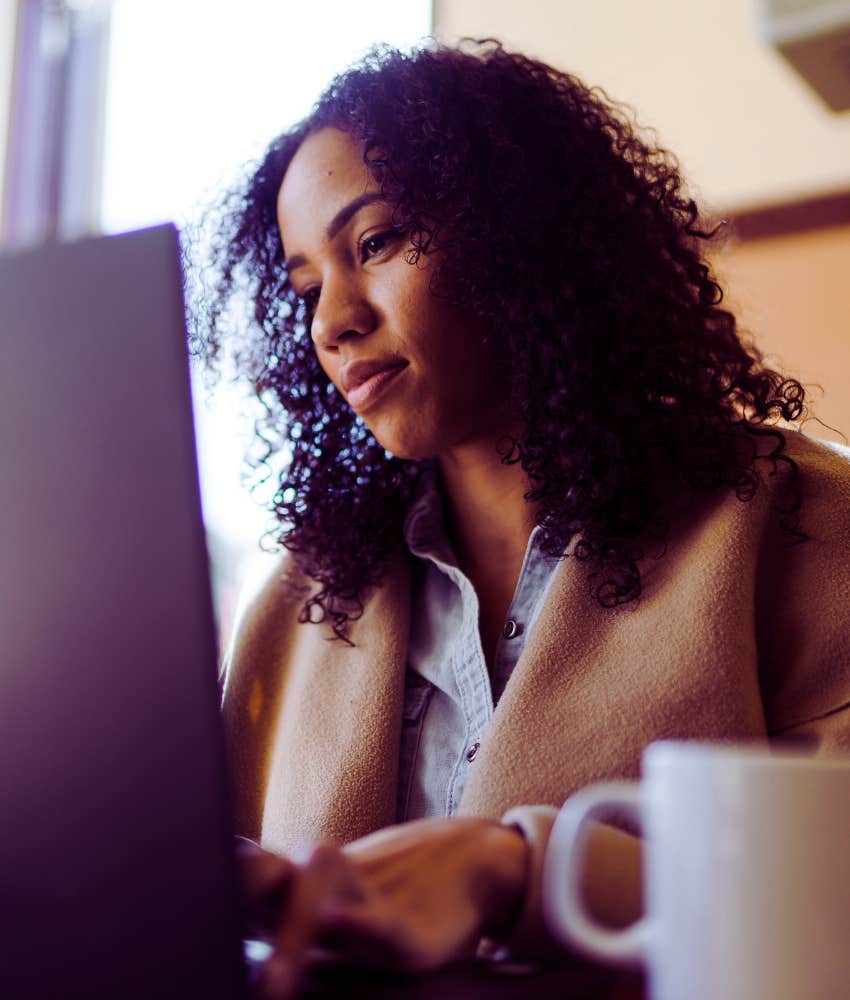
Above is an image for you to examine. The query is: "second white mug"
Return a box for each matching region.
[541,741,850,1000]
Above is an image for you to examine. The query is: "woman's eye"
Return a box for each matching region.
[359,228,402,262]
[300,288,320,312]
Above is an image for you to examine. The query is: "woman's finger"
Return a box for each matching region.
[259,844,363,999]
[317,902,417,970]
[236,841,298,942]
[237,840,296,903]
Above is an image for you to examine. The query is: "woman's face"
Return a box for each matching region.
[276,127,512,461]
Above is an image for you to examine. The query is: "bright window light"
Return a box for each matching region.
[100,0,432,624]
[102,0,432,234]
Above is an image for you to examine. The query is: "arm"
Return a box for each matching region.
[489,807,642,958]
[240,812,643,998]
[240,817,527,998]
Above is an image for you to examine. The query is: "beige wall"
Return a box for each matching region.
[435,0,850,443]
[716,225,850,441]
[2,2,846,439]
[433,0,850,212]
[0,0,17,219]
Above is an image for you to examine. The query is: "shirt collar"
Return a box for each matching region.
[403,461,452,559]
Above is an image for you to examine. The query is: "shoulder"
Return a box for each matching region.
[758,431,850,585]
[634,431,849,595]
[709,429,850,550]
[219,552,324,838]
[782,430,850,515]
[754,431,850,738]
[221,545,414,696]
[221,552,311,696]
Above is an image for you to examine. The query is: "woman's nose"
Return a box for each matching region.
[310,280,375,351]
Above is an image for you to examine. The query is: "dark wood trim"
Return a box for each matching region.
[727,189,850,242]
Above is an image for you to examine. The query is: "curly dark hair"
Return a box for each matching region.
[188,38,806,640]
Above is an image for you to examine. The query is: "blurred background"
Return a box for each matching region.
[1,0,848,639]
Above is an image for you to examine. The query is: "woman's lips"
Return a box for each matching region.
[343,361,409,414]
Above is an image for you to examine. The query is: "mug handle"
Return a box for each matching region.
[541,781,648,967]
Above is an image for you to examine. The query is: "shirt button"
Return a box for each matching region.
[502,619,524,640]
[466,741,480,762]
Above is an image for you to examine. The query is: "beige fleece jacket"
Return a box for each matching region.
[221,431,850,949]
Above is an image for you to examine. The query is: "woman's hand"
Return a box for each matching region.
[238,817,529,999]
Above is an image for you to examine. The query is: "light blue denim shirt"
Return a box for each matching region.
[396,466,561,822]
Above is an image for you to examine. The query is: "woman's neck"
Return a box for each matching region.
[437,434,539,668]
[437,434,538,585]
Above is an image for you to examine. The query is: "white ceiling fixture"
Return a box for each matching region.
[756,0,850,111]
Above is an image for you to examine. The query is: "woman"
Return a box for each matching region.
[192,39,850,997]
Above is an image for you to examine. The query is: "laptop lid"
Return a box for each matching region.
[0,225,248,999]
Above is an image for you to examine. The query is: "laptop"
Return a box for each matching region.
[0,225,252,999]
[0,224,646,1000]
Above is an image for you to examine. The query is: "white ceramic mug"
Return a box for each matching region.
[542,741,850,1000]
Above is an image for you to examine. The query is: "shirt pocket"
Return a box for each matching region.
[395,671,434,823]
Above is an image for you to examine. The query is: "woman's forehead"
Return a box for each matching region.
[276,128,377,249]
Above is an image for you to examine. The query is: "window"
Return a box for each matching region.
[100,1,432,634]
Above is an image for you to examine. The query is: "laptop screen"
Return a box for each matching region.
[0,225,247,999]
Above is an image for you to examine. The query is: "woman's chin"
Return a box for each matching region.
[368,425,439,463]
[379,441,438,463]
[366,420,439,462]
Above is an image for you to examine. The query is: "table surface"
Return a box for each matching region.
[296,958,645,999]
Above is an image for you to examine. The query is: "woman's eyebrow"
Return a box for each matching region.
[285,192,386,273]
[326,192,385,240]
